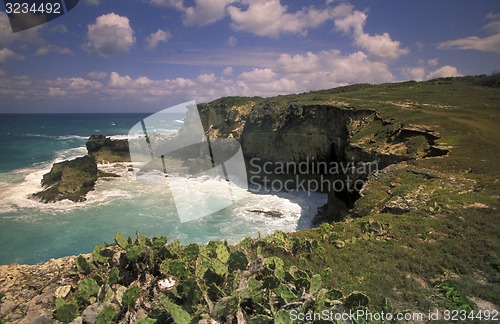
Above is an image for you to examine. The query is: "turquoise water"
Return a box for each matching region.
[0,114,326,265]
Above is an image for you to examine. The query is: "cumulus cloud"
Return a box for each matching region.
[332,3,409,60]
[84,0,101,5]
[35,45,73,56]
[401,67,426,81]
[227,0,333,37]
[146,29,172,50]
[438,13,500,54]
[83,13,135,57]
[438,34,500,54]
[0,48,23,63]
[222,66,233,76]
[0,46,399,104]
[0,74,102,99]
[148,0,185,11]
[183,0,235,26]
[227,36,237,46]
[401,64,461,81]
[88,71,109,79]
[427,66,462,79]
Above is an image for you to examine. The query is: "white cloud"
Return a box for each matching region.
[400,67,426,81]
[88,71,109,79]
[354,32,409,60]
[428,58,438,67]
[197,73,216,83]
[183,0,235,26]
[146,29,172,50]
[332,3,408,60]
[35,45,73,56]
[222,66,233,76]
[227,36,237,46]
[401,64,461,81]
[49,24,68,33]
[0,46,400,104]
[239,68,276,82]
[148,0,185,11]
[0,48,23,63]
[84,0,101,5]
[438,34,500,54]
[227,0,334,37]
[83,13,135,57]
[427,66,462,79]
[438,13,500,54]
[274,50,394,89]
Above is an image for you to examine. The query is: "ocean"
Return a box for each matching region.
[0,113,326,265]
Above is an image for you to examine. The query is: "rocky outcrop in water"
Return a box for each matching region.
[32,135,129,203]
[32,155,98,203]
[86,134,131,163]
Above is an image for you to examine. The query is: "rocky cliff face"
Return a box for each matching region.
[195,98,448,222]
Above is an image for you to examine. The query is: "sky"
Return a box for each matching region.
[0,0,499,113]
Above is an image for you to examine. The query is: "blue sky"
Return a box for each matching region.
[0,0,499,113]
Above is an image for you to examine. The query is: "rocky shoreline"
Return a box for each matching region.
[3,77,498,323]
[30,136,131,203]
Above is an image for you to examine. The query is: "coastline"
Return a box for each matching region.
[1,76,499,322]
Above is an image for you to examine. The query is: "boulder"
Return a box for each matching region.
[32,155,98,203]
[86,134,131,163]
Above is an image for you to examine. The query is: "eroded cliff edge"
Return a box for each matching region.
[194,97,448,222]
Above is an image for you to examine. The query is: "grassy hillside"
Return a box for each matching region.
[1,75,499,323]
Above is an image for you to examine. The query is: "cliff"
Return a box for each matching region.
[4,76,499,322]
[196,98,448,221]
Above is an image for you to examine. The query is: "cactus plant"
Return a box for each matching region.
[122,286,140,309]
[76,255,91,275]
[249,315,273,323]
[211,258,228,276]
[274,309,292,324]
[114,233,129,250]
[95,305,118,324]
[215,242,230,264]
[309,274,322,295]
[108,267,120,285]
[228,251,248,271]
[184,243,200,261]
[241,277,263,299]
[54,302,78,323]
[345,291,369,309]
[92,244,109,264]
[213,296,239,319]
[136,319,157,324]
[160,295,192,324]
[274,284,296,303]
[169,260,190,278]
[126,245,144,262]
[77,278,100,302]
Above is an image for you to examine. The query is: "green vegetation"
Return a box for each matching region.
[3,75,499,322]
[52,232,383,322]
